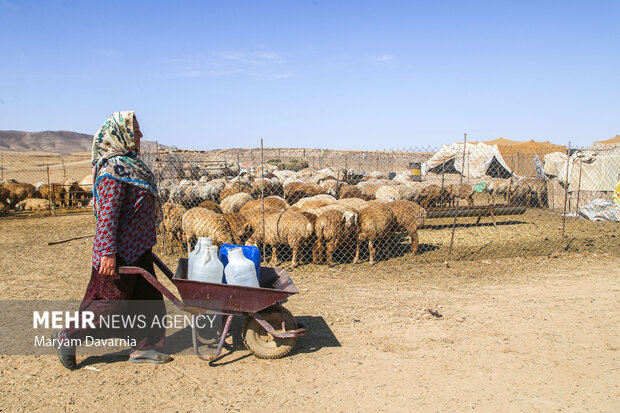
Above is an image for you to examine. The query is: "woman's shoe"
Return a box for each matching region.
[52,331,77,370]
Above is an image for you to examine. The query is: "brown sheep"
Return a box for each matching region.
[355,183,383,200]
[239,196,289,215]
[313,208,360,267]
[355,202,397,265]
[0,187,10,206]
[197,200,223,213]
[337,197,368,210]
[219,184,252,201]
[418,184,449,209]
[223,212,253,245]
[182,207,234,252]
[220,192,254,213]
[37,183,66,207]
[241,207,283,245]
[251,179,284,198]
[511,178,548,208]
[283,182,327,205]
[262,209,315,267]
[162,202,186,253]
[3,182,36,208]
[388,200,426,255]
[446,184,474,207]
[338,185,374,201]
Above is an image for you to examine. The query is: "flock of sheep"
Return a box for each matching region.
[0,176,93,214]
[158,164,548,267]
[0,161,547,266]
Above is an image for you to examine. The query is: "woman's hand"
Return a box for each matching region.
[100,254,117,276]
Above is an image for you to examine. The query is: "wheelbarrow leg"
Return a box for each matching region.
[191,314,234,361]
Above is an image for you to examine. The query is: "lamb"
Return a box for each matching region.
[313,208,360,267]
[161,202,186,253]
[388,200,426,255]
[223,212,253,245]
[220,192,253,213]
[182,207,234,252]
[283,181,327,205]
[446,184,474,207]
[197,200,223,213]
[16,198,50,211]
[355,202,397,265]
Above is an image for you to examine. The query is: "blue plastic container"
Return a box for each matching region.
[218,244,261,284]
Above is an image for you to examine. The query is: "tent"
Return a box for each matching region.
[543,152,568,177]
[481,138,567,176]
[589,135,620,150]
[558,148,620,192]
[422,142,512,178]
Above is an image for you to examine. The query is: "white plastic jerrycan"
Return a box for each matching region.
[224,247,259,288]
[188,237,224,283]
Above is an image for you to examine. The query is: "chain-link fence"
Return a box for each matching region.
[2,142,619,265]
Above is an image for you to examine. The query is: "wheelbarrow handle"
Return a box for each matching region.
[118,266,184,310]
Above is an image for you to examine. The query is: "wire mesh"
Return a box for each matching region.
[2,143,619,264]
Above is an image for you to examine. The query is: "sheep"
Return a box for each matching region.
[35,183,65,207]
[355,182,383,200]
[241,207,283,246]
[189,183,221,205]
[313,207,360,267]
[395,182,423,202]
[511,178,548,208]
[375,185,401,202]
[388,200,426,255]
[418,184,449,209]
[62,178,84,207]
[197,200,223,213]
[355,202,397,265]
[446,184,474,207]
[338,185,374,201]
[223,212,253,245]
[0,187,10,206]
[16,198,50,211]
[294,194,337,211]
[219,184,252,201]
[261,209,315,267]
[161,202,186,253]
[484,178,514,205]
[337,197,368,210]
[3,182,36,208]
[239,196,289,215]
[181,207,234,252]
[283,181,327,204]
[220,192,254,214]
[252,178,284,198]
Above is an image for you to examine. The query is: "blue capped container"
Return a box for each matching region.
[218,244,261,284]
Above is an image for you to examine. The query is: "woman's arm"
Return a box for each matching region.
[94,177,125,275]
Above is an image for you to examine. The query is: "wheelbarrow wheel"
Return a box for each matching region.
[242,306,298,359]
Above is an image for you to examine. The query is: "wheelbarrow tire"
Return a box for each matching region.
[242,306,298,359]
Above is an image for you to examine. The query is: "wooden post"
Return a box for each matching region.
[447,133,467,264]
[561,142,571,238]
[61,156,66,180]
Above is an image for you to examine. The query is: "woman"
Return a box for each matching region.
[54,111,171,369]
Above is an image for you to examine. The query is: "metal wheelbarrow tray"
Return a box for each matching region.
[119,253,307,361]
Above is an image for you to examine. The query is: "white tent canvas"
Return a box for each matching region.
[558,148,620,192]
[543,152,568,177]
[422,142,512,178]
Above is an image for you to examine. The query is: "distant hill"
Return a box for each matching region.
[0,130,163,153]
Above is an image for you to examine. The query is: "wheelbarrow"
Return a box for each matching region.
[118,253,307,361]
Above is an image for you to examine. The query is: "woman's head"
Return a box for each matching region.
[92,111,141,163]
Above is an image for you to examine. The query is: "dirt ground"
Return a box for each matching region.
[0,214,618,412]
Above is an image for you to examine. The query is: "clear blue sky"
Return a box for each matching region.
[0,0,618,150]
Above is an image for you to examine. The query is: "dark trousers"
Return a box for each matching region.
[65,250,166,351]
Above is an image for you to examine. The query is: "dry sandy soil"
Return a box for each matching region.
[0,214,618,412]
